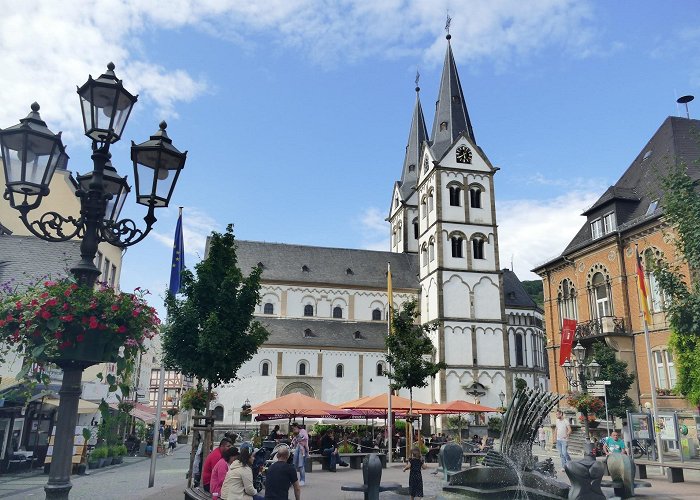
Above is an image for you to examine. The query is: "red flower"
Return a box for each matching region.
[31,299,39,306]
[76,334,85,342]
[15,301,22,309]
[64,289,72,297]
[117,325,127,334]
[40,292,49,299]
[62,303,70,310]
[60,314,74,322]
[111,304,119,311]
[46,298,57,307]
[54,332,63,340]
[70,284,78,290]
[89,316,99,329]
[0,320,5,327]
[41,310,51,320]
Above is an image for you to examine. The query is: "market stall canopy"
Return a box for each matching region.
[252,393,348,421]
[45,398,100,414]
[343,393,430,412]
[108,402,166,423]
[427,400,499,414]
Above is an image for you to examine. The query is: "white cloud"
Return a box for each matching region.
[497,189,601,280]
[0,1,597,141]
[357,207,390,251]
[150,206,219,261]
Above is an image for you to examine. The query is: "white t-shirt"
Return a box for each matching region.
[555,419,570,441]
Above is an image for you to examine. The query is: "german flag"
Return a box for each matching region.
[635,247,652,325]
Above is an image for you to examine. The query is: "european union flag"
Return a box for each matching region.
[169,210,185,294]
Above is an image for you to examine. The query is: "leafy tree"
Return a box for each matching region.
[653,161,700,405]
[514,377,527,392]
[162,224,269,465]
[521,280,544,307]
[385,299,445,412]
[591,341,635,418]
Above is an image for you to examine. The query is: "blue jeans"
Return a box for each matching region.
[556,439,570,468]
[322,448,338,470]
[294,446,306,482]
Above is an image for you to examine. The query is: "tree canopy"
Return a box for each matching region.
[591,341,635,418]
[162,224,269,389]
[385,299,445,404]
[653,161,700,405]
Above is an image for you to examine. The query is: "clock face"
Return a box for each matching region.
[456,145,472,164]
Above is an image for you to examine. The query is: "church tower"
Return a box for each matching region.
[389,34,511,409]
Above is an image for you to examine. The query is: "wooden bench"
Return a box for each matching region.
[636,458,700,483]
[184,486,210,500]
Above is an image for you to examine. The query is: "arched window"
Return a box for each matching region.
[421,244,428,266]
[304,304,314,317]
[397,223,402,242]
[413,218,419,240]
[263,302,274,315]
[421,198,427,218]
[428,193,434,212]
[212,406,224,421]
[429,240,435,261]
[336,364,344,378]
[376,362,385,377]
[557,279,578,327]
[470,187,482,208]
[653,348,677,389]
[298,361,307,376]
[592,272,610,318]
[472,238,484,260]
[261,361,270,376]
[372,308,382,321]
[333,306,343,319]
[449,186,461,206]
[515,334,524,366]
[644,248,664,312]
[451,237,463,258]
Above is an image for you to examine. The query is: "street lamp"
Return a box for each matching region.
[241,399,252,431]
[498,390,505,408]
[562,342,602,440]
[1,64,187,499]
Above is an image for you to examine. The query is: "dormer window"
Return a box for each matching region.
[394,196,399,208]
[302,265,310,272]
[603,212,616,233]
[646,199,659,215]
[590,218,602,239]
[423,158,429,173]
[408,164,416,172]
[304,328,313,338]
[346,268,354,275]
[440,121,448,131]
[353,331,362,340]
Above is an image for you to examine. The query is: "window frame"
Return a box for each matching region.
[451,236,463,258]
[332,306,343,319]
[263,302,274,315]
[336,364,344,378]
[469,187,482,209]
[303,304,314,317]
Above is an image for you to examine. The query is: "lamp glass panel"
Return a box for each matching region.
[572,343,586,364]
[562,360,573,381]
[1,131,60,194]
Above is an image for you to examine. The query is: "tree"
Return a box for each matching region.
[514,377,527,392]
[521,280,544,307]
[653,161,700,405]
[162,224,269,470]
[591,341,635,418]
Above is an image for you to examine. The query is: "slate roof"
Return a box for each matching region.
[398,90,428,201]
[537,116,700,265]
[430,37,476,159]
[0,235,79,291]
[502,269,538,310]
[233,240,421,290]
[258,317,388,350]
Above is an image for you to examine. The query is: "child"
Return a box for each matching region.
[403,446,426,500]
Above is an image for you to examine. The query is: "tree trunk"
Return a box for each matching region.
[407,388,413,462]
[201,382,214,470]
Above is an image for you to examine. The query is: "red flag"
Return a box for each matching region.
[635,248,652,325]
[559,318,577,366]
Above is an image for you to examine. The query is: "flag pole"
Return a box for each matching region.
[387,262,393,464]
[636,246,664,467]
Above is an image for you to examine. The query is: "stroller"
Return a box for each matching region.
[258,443,294,490]
[252,447,269,492]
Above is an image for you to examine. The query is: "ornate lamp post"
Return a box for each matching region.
[561,342,601,440]
[241,398,252,432]
[1,63,187,499]
[498,390,506,411]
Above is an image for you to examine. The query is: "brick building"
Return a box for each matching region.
[533,116,700,414]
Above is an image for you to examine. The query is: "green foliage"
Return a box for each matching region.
[487,416,502,433]
[162,224,269,390]
[447,415,468,430]
[393,420,407,432]
[180,386,211,413]
[167,406,179,417]
[520,280,544,307]
[592,341,635,417]
[91,446,108,459]
[116,444,127,456]
[514,378,527,392]
[338,442,355,453]
[654,161,700,405]
[385,300,445,404]
[135,421,148,441]
[565,392,604,414]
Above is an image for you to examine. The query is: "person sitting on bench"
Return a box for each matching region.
[320,431,348,472]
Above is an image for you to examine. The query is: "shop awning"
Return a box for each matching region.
[44,398,100,414]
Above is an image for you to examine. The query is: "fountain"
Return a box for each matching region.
[443,389,570,499]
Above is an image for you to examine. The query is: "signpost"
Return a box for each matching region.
[588,380,611,435]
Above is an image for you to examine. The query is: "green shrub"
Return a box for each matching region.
[91,446,108,459]
[116,444,127,456]
[338,442,355,453]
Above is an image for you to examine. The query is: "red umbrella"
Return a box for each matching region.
[252,393,349,421]
[427,400,499,414]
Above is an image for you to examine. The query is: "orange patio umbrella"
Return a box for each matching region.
[252,393,348,421]
[346,393,431,412]
[427,400,499,414]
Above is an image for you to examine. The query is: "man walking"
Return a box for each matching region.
[555,411,571,471]
[265,444,301,500]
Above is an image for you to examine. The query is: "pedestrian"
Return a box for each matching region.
[555,410,571,471]
[211,447,239,498]
[203,437,233,492]
[290,423,309,486]
[221,447,264,500]
[268,425,281,442]
[167,430,178,456]
[603,431,627,456]
[192,435,203,487]
[538,426,546,450]
[265,444,301,500]
[403,446,426,500]
[320,430,348,472]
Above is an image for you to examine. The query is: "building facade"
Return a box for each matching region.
[533,116,700,413]
[210,36,548,428]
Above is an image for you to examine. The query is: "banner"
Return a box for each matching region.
[635,248,652,325]
[559,318,577,366]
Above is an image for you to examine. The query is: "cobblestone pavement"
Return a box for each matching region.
[2,444,700,499]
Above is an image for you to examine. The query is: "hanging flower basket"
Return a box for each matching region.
[566,392,604,414]
[0,279,159,375]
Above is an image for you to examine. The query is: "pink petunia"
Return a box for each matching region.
[111,304,119,311]
[41,310,51,320]
[117,325,127,334]
[46,298,57,307]
[64,289,72,297]
[89,316,99,329]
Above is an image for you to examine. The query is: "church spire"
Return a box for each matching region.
[430,33,475,159]
[399,74,428,201]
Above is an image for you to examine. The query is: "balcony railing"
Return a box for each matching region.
[575,317,626,339]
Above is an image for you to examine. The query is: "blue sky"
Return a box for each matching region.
[2,1,700,314]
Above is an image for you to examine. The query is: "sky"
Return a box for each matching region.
[2,0,700,315]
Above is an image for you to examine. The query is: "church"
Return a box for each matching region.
[207,35,548,427]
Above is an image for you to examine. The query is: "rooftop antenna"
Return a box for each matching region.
[445,12,452,40]
[415,69,420,93]
[677,95,694,119]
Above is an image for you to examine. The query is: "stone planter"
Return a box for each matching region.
[98,458,108,468]
[88,460,99,470]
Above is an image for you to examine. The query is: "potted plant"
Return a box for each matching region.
[566,392,604,420]
[92,446,108,468]
[87,449,100,470]
[578,414,598,427]
[487,416,502,438]
[0,279,160,390]
[113,444,126,464]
